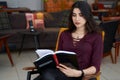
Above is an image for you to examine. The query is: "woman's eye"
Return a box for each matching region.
[72,13,83,17]
[79,14,83,17]
[72,14,76,17]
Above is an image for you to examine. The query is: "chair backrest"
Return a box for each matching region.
[99,20,119,53]
[101,16,120,22]
[55,28,68,51]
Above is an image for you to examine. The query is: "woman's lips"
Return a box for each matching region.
[75,22,80,25]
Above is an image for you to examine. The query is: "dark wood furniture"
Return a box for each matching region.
[99,20,120,63]
[18,28,60,55]
[0,8,30,13]
[102,16,120,63]
[0,34,14,66]
[101,16,120,21]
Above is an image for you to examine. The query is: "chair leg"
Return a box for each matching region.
[103,51,114,63]
[115,43,118,64]
[117,43,120,56]
[4,40,14,66]
[18,34,25,56]
[110,52,114,63]
[114,42,120,64]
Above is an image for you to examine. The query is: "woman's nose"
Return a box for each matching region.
[76,16,80,20]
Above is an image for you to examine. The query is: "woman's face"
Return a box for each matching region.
[72,8,86,28]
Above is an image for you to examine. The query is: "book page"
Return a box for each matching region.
[35,49,54,59]
[55,50,76,55]
[55,50,78,69]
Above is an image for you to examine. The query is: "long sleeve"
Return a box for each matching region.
[90,33,103,73]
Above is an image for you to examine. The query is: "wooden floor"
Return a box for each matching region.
[0,48,120,80]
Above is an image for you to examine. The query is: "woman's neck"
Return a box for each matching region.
[75,27,86,35]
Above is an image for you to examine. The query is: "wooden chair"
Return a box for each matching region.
[23,28,103,80]
[99,20,120,63]
[55,28,102,80]
[55,28,68,51]
[101,16,120,63]
[101,16,120,22]
[0,34,14,66]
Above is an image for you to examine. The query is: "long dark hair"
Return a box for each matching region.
[68,1,99,33]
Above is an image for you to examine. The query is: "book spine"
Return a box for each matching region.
[53,54,59,66]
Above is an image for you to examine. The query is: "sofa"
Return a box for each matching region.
[0,10,70,51]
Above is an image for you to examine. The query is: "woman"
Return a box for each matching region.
[35,1,103,80]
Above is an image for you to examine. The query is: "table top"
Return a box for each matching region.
[92,9,109,13]
[0,28,60,35]
[0,8,30,12]
[0,34,10,39]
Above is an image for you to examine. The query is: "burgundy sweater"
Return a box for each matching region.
[58,30,103,73]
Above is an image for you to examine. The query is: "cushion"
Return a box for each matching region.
[25,13,35,29]
[34,12,45,29]
[0,12,11,30]
[25,12,45,30]
[8,13,26,29]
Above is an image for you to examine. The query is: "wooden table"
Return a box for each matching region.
[0,34,14,66]
[17,28,60,55]
[0,8,30,13]
[18,30,42,55]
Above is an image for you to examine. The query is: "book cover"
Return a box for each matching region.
[33,49,79,71]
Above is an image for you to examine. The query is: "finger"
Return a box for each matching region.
[57,66,68,75]
[57,65,66,70]
[59,64,68,69]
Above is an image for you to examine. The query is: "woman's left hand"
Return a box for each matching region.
[57,64,81,77]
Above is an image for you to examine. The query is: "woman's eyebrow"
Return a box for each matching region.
[73,12,82,14]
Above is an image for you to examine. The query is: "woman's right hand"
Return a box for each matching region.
[57,64,82,77]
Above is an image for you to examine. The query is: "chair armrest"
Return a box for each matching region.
[23,66,39,80]
[0,34,10,40]
[23,66,36,71]
[27,70,39,80]
[83,72,101,80]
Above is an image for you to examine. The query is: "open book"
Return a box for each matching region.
[34,49,79,71]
